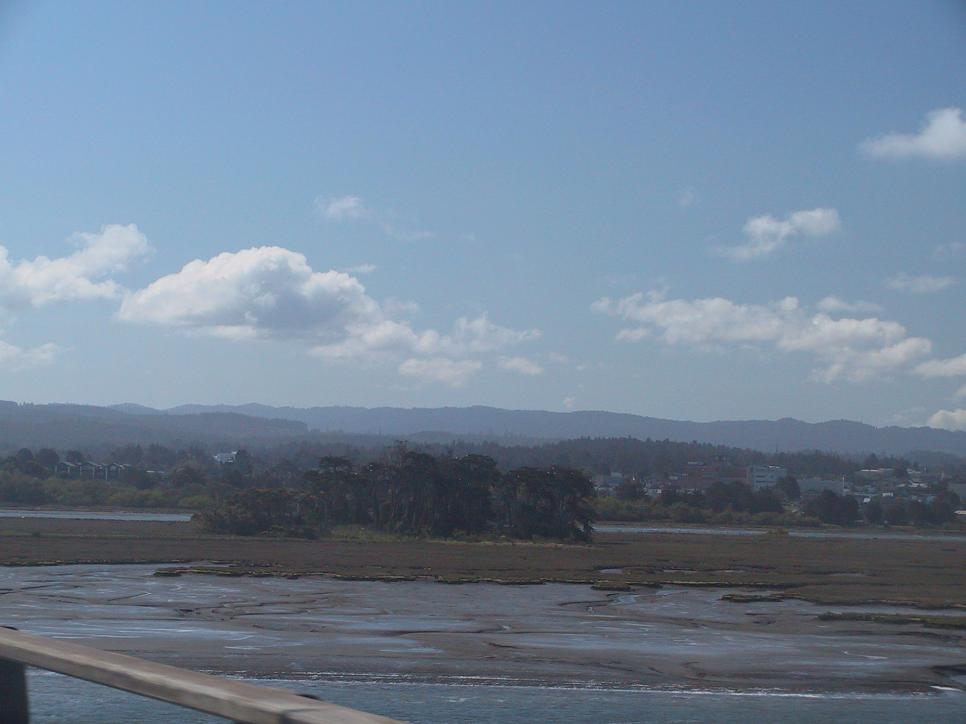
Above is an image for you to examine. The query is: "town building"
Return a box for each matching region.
[681,462,720,492]
[55,461,130,480]
[746,465,787,491]
[680,462,747,492]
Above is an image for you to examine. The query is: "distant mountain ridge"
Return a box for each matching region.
[108,403,966,458]
[1,400,962,458]
[0,403,306,450]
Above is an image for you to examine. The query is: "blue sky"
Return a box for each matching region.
[1,0,965,427]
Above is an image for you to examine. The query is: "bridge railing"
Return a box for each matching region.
[0,627,402,723]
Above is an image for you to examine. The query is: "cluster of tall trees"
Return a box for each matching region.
[801,489,960,527]
[614,478,790,512]
[861,493,959,527]
[0,444,214,507]
[202,450,595,541]
[803,490,861,526]
[2,438,963,534]
[258,437,941,482]
[420,438,884,480]
[3,447,68,478]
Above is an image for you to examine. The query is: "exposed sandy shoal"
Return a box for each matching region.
[2,563,965,695]
[1,518,964,608]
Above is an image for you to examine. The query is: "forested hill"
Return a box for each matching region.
[1,401,964,458]
[130,403,966,458]
[0,403,306,449]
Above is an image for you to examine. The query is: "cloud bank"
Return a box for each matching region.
[916,352,966,379]
[928,408,966,431]
[593,290,931,382]
[0,340,60,371]
[398,357,482,386]
[499,356,544,376]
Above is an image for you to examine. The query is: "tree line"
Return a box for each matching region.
[807,490,960,527]
[596,478,961,528]
[596,479,806,527]
[201,449,595,541]
[1,440,963,532]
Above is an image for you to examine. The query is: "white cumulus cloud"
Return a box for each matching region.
[927,408,966,431]
[398,357,482,386]
[715,208,840,261]
[120,245,537,384]
[915,352,966,379]
[0,224,151,310]
[861,108,966,161]
[119,246,382,341]
[593,290,931,382]
[885,273,955,294]
[498,356,544,376]
[0,223,150,369]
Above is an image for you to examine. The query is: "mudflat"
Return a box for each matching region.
[3,563,965,694]
[1,517,964,608]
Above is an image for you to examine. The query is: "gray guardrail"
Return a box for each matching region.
[0,626,402,723]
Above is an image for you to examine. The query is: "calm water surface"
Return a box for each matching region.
[0,508,192,522]
[4,509,961,541]
[596,523,966,542]
[26,671,966,723]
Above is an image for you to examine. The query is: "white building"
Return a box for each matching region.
[746,465,787,491]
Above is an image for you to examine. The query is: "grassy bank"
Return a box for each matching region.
[1,517,963,608]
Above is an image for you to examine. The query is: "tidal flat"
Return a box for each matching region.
[2,516,965,709]
[2,560,965,695]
